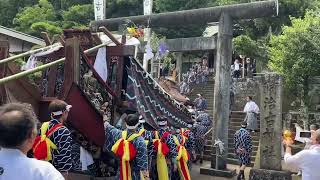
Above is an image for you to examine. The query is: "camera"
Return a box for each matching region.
[300,131,312,138]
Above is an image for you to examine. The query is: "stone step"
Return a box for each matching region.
[201,154,255,167]
[227,130,260,137]
[227,158,255,167]
[206,140,260,146]
[227,153,257,160]
[230,120,261,126]
[206,146,259,153]
[229,125,260,133]
[205,139,259,146]
[204,143,259,154]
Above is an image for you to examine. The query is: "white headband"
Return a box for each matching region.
[139,115,145,123]
[139,119,146,123]
[158,121,167,126]
[51,105,72,116]
[126,122,140,130]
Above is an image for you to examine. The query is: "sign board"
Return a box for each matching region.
[94,0,106,21]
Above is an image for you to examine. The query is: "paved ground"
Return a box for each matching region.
[190,161,251,180]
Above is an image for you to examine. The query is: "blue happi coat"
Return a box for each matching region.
[104,123,148,180]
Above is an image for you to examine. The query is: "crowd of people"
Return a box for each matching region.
[180,58,210,95]
[231,57,256,79]
[3,98,319,180]
[0,99,213,180]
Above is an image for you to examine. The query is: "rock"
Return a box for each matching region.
[249,168,292,180]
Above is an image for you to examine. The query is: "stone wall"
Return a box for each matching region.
[232,77,261,111]
[232,76,320,113]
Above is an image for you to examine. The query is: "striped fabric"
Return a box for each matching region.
[48,119,73,172]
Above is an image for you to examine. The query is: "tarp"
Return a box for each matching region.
[125,57,193,129]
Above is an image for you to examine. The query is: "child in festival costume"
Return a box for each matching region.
[104,114,149,180]
[150,117,178,180]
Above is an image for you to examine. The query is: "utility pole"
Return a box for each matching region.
[94,0,106,21]
[142,0,153,73]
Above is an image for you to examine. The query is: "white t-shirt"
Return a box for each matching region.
[234,62,240,70]
[0,148,64,180]
[284,145,320,180]
[243,101,259,114]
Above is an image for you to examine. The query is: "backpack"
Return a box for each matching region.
[32,122,62,161]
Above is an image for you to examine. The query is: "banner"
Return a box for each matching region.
[143,0,153,40]
[94,0,106,21]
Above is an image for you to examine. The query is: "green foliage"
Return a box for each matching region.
[11,0,94,37]
[62,4,93,25]
[150,32,166,52]
[268,11,320,107]
[233,35,259,58]
[152,0,209,38]
[0,0,37,27]
[31,22,62,35]
[106,0,143,18]
[154,0,209,12]
[13,0,56,35]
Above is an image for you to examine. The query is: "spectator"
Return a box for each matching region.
[284,129,320,180]
[0,103,63,180]
[234,122,252,180]
[233,59,241,79]
[243,96,259,132]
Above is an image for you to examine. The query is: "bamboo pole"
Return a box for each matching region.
[0,43,108,85]
[0,43,61,65]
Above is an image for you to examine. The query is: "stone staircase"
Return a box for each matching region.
[188,78,215,117]
[188,78,260,167]
[203,112,260,167]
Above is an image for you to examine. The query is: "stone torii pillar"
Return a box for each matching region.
[91,0,278,177]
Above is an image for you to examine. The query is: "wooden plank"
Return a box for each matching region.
[0,41,9,104]
[61,37,80,99]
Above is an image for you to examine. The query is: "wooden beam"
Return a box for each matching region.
[99,27,121,46]
[0,41,9,104]
[61,37,80,99]
[91,0,278,31]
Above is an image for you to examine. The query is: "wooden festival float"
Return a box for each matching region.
[0,27,193,178]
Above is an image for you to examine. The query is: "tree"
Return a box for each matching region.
[153,0,209,38]
[0,0,37,27]
[62,4,94,29]
[154,0,209,12]
[106,0,143,18]
[268,11,320,111]
[13,0,57,35]
[233,35,259,58]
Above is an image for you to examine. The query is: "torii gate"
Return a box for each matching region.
[91,0,278,176]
